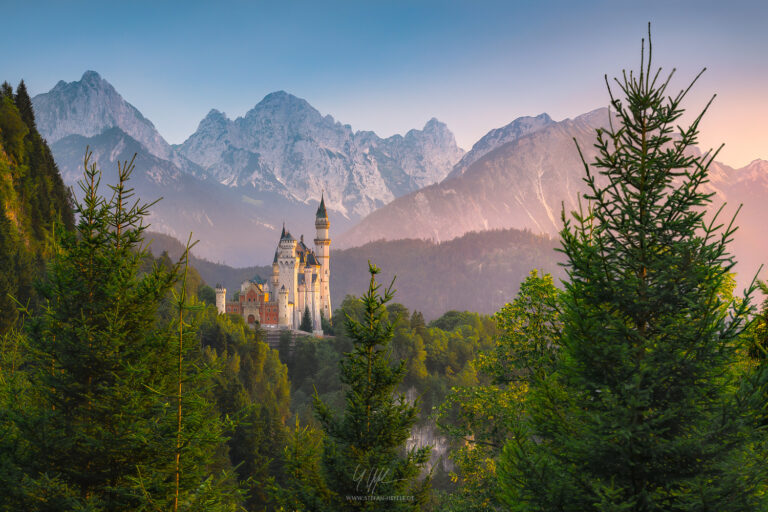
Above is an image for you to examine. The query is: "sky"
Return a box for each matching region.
[2,0,767,168]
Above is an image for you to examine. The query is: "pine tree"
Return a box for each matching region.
[498,26,759,511]
[301,304,313,332]
[14,80,35,128]
[313,263,431,510]
[19,151,236,510]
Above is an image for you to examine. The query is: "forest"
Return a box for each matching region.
[3,32,768,512]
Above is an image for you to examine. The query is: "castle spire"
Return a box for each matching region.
[316,191,328,220]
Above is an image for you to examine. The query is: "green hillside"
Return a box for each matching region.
[0,81,74,333]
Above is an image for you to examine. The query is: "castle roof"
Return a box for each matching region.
[280,224,295,242]
[273,250,278,264]
[316,192,328,219]
[306,251,319,266]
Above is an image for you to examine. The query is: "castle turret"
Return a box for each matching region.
[270,250,279,297]
[278,284,290,327]
[314,193,332,320]
[215,284,226,315]
[278,223,299,308]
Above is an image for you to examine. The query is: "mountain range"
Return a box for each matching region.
[339,108,768,288]
[177,93,463,218]
[30,70,768,288]
[31,71,464,264]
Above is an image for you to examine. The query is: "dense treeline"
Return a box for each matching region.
[0,81,74,334]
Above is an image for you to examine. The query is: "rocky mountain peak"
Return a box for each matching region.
[197,109,230,130]
[32,70,173,161]
[245,91,320,120]
[178,92,464,217]
[80,70,104,85]
[445,111,557,180]
[422,117,442,131]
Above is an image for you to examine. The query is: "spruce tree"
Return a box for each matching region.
[14,79,35,128]
[498,26,759,511]
[301,304,314,332]
[19,151,236,510]
[313,263,431,510]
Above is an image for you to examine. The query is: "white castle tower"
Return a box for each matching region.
[215,284,226,315]
[277,224,298,328]
[314,193,332,320]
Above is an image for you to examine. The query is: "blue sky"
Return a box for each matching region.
[3,0,767,167]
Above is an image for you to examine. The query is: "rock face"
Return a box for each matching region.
[33,71,175,162]
[337,108,611,247]
[446,112,555,179]
[177,91,464,218]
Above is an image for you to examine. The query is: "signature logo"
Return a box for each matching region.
[352,464,405,495]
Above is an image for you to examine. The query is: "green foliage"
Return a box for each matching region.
[198,283,216,306]
[482,270,561,385]
[313,263,431,510]
[269,417,331,511]
[435,271,560,511]
[0,94,28,161]
[497,28,760,511]
[301,304,313,332]
[0,79,74,336]
[196,305,291,510]
[11,152,237,510]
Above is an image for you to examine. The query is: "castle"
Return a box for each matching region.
[215,196,331,334]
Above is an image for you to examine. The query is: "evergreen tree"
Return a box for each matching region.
[313,263,431,510]
[498,26,760,511]
[301,304,313,332]
[18,152,236,510]
[13,79,35,128]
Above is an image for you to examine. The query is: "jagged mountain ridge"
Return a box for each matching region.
[46,127,330,265]
[338,108,610,247]
[338,108,768,287]
[30,71,464,264]
[34,71,174,163]
[446,112,555,179]
[177,91,464,218]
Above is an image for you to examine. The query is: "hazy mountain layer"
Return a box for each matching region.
[147,228,564,321]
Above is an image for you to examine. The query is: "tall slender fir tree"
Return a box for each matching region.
[498,25,760,511]
[313,263,431,510]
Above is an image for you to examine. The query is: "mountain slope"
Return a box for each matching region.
[177,91,464,218]
[446,112,554,179]
[337,108,609,247]
[48,126,337,265]
[33,71,177,163]
[338,108,768,288]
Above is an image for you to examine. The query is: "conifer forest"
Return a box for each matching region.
[3,27,768,512]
